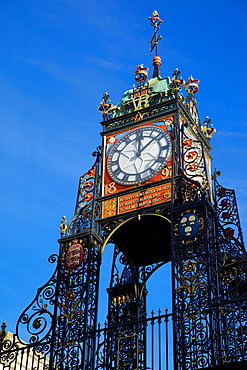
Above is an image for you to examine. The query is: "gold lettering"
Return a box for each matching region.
[105,182,117,194]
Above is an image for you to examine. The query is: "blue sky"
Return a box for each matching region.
[1,0,247,334]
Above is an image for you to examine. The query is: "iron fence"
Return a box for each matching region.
[0,310,173,370]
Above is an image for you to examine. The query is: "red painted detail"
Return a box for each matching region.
[220,200,230,209]
[65,244,84,269]
[152,56,162,66]
[222,212,231,220]
[83,193,93,202]
[224,228,234,238]
[84,181,93,190]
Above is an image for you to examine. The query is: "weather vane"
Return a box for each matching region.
[148,10,163,56]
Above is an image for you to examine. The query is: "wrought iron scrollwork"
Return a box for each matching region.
[64,147,102,237]
[105,245,147,370]
[74,146,102,215]
[175,171,204,204]
[182,131,209,186]
[172,203,218,369]
[175,126,211,204]
[49,236,101,370]
[16,255,59,345]
[214,177,245,253]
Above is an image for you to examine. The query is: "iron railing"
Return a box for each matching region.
[0,310,173,370]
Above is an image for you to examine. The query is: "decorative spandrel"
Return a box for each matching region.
[16,254,59,346]
[214,176,245,251]
[62,146,102,237]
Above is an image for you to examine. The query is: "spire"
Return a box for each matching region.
[148,10,163,78]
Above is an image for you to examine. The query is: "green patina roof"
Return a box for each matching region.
[116,76,171,107]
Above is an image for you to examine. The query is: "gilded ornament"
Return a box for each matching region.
[32,319,42,329]
[133,112,144,121]
[102,198,117,218]
[65,289,76,301]
[184,260,197,272]
[57,300,84,325]
[59,216,67,236]
[134,64,149,84]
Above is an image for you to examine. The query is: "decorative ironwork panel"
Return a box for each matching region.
[213,179,247,363]
[0,255,59,369]
[182,129,210,197]
[50,235,101,370]
[94,310,173,370]
[103,101,177,132]
[172,202,220,369]
[214,179,245,252]
[65,147,102,237]
[105,246,147,370]
[0,234,102,370]
[0,330,51,370]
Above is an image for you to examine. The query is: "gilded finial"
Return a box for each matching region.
[98,93,113,121]
[170,68,185,90]
[185,76,200,95]
[202,116,216,139]
[212,170,221,180]
[59,216,67,237]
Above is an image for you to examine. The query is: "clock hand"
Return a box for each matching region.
[142,152,157,160]
[135,133,144,156]
[137,138,153,154]
[140,140,157,154]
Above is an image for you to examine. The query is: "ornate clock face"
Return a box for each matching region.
[107,126,172,185]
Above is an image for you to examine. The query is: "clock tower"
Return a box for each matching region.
[1,10,246,370]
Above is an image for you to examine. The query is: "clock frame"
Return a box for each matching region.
[107,125,172,186]
[102,118,174,199]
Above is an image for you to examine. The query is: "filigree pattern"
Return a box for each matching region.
[75,166,97,213]
[104,101,177,131]
[215,179,245,252]
[16,255,59,345]
[65,147,102,237]
[74,146,102,215]
[50,236,101,370]
[212,179,247,363]
[172,202,220,369]
[182,131,209,188]
[105,245,147,370]
[0,333,50,369]
[175,173,204,203]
